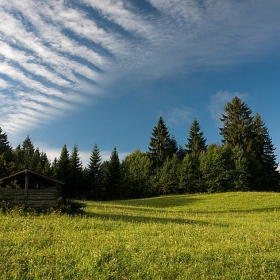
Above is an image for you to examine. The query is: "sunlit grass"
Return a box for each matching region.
[1,192,280,279]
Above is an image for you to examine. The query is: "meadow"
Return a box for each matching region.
[0,192,280,279]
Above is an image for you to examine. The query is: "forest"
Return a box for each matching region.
[0,96,279,200]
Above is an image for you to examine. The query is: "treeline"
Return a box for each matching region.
[0,96,279,199]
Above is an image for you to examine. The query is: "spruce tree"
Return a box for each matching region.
[148,116,173,169]
[252,114,279,190]
[186,118,207,160]
[219,96,254,152]
[22,136,35,169]
[219,96,279,190]
[55,144,71,199]
[86,143,102,200]
[184,118,206,192]
[0,127,12,162]
[100,160,110,200]
[107,146,121,200]
[69,144,84,198]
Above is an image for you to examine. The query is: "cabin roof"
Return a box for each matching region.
[0,169,64,187]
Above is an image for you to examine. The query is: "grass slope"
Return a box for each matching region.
[1,192,280,279]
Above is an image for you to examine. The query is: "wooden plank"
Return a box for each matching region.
[25,172,29,198]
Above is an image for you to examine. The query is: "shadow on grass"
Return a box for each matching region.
[106,195,202,208]
[192,207,280,215]
[82,210,228,227]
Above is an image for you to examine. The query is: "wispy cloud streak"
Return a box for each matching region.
[1,0,280,141]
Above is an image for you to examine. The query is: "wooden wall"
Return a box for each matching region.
[0,187,58,209]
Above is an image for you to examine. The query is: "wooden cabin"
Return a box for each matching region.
[0,169,64,209]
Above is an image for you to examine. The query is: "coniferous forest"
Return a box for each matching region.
[1,96,279,200]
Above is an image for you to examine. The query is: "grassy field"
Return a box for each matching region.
[0,192,280,279]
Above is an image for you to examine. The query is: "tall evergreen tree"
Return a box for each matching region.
[69,144,84,198]
[55,144,71,199]
[186,118,207,159]
[169,134,178,156]
[219,96,254,152]
[252,114,279,190]
[148,116,173,169]
[86,143,102,200]
[184,118,207,192]
[219,96,279,190]
[0,127,12,162]
[107,146,121,200]
[22,135,35,169]
[100,160,110,200]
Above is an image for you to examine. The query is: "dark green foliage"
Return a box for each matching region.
[121,149,151,198]
[100,161,110,200]
[54,144,71,199]
[186,118,207,160]
[177,145,186,161]
[178,154,193,193]
[0,127,13,162]
[199,144,234,193]
[22,136,35,169]
[86,143,103,200]
[0,155,14,178]
[103,147,121,200]
[69,144,84,198]
[252,114,279,190]
[11,136,51,174]
[1,95,278,200]
[148,116,174,169]
[182,118,207,192]
[231,146,250,191]
[219,96,279,191]
[219,97,254,152]
[169,134,178,156]
[156,154,180,195]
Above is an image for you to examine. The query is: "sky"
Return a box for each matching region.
[1,0,280,166]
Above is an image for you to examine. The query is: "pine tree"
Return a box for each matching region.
[252,114,279,190]
[107,146,121,200]
[22,135,35,169]
[219,96,254,152]
[148,116,173,169]
[13,145,24,170]
[184,118,206,192]
[0,127,12,162]
[69,144,84,198]
[169,134,178,156]
[55,144,71,199]
[86,143,102,200]
[186,118,207,160]
[220,96,279,190]
[100,160,110,200]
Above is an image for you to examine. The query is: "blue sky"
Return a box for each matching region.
[1,0,280,165]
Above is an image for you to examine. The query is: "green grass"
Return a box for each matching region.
[1,192,280,279]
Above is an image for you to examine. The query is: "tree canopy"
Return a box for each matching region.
[0,96,279,199]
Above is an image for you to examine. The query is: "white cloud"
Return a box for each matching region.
[0,78,10,89]
[165,106,194,126]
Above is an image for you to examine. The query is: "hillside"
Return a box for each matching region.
[1,192,280,279]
